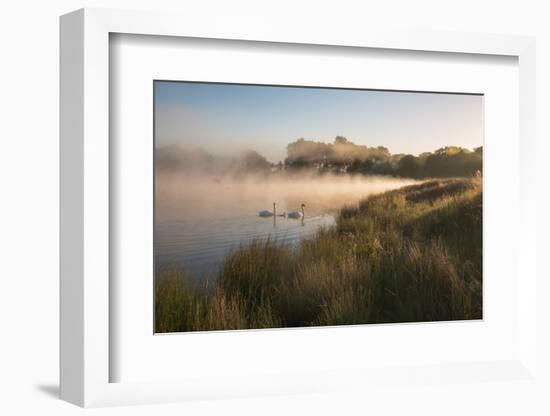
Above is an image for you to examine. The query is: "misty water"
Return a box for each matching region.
[155,174,416,280]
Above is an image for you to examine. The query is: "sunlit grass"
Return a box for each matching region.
[155,178,482,332]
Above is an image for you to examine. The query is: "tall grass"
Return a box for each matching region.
[155,178,482,332]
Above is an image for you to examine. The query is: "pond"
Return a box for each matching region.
[155,174,415,279]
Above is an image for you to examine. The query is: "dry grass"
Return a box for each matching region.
[155,178,482,332]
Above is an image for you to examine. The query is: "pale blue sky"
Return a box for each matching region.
[154,81,483,163]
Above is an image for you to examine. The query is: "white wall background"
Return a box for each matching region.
[0,0,548,414]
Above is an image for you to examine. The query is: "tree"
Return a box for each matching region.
[238,150,272,171]
[423,147,481,178]
[397,155,421,178]
[334,135,349,145]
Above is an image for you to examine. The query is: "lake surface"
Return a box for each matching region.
[155,174,415,279]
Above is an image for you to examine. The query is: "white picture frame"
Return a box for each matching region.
[60,7,538,408]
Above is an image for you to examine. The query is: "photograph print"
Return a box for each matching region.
[154,81,483,333]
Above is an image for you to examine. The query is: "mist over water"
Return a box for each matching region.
[155,173,417,279]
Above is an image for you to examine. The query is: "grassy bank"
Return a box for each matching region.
[155,178,482,333]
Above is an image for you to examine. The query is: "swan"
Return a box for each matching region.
[287,203,305,219]
[259,202,277,218]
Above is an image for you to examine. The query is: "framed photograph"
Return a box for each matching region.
[152,80,484,334]
[60,8,538,407]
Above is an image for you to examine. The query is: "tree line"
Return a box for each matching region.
[284,136,482,178]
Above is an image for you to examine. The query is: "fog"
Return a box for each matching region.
[156,172,418,222]
[155,172,418,275]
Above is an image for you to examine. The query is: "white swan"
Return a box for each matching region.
[287,203,305,219]
[259,202,277,217]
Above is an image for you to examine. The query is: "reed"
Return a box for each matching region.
[155,178,482,332]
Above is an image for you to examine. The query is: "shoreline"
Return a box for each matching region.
[155,177,482,333]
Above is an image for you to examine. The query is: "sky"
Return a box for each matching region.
[154,81,483,163]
